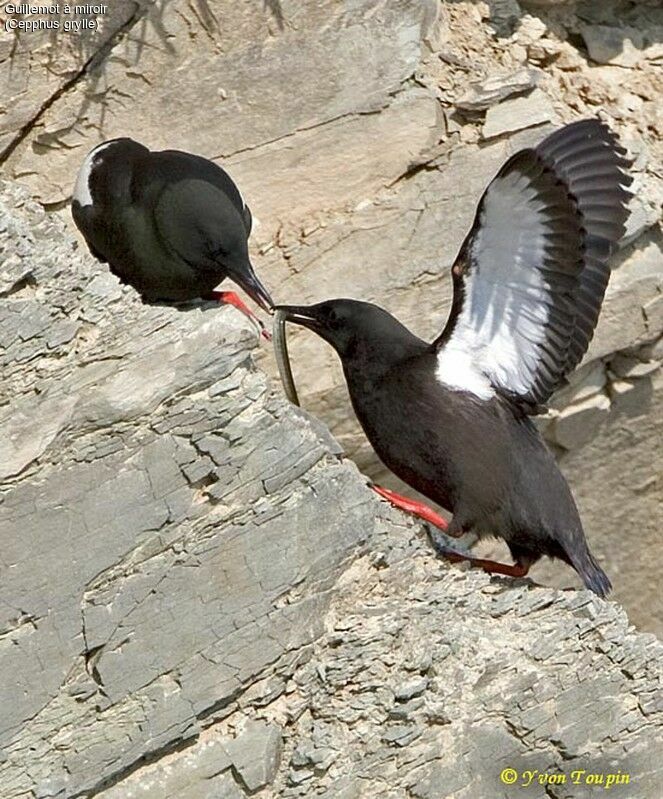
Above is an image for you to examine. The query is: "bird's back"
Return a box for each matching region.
[134,149,247,219]
[73,143,252,302]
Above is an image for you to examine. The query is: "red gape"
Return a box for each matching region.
[211,291,271,340]
[371,484,531,580]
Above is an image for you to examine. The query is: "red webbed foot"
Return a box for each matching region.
[432,544,530,579]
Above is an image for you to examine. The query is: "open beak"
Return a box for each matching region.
[273,305,322,332]
[235,265,274,313]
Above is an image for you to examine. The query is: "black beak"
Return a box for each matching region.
[234,264,274,313]
[274,305,322,331]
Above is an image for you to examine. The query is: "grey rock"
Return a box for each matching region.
[1,0,661,641]
[588,241,663,362]
[388,696,425,720]
[0,174,661,799]
[3,0,439,212]
[609,354,660,380]
[0,0,662,793]
[0,2,137,155]
[582,25,646,67]
[203,772,246,799]
[551,393,611,450]
[226,722,282,793]
[393,677,429,701]
[288,768,315,786]
[550,360,607,410]
[609,378,639,402]
[381,723,422,746]
[223,721,283,792]
[0,182,378,797]
[482,88,556,138]
[644,294,663,335]
[487,0,523,36]
[456,67,543,111]
[99,736,233,799]
[521,0,574,5]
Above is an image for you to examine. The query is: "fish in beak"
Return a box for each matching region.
[273,304,323,331]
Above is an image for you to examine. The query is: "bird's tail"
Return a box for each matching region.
[569,546,612,598]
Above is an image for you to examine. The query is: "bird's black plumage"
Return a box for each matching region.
[278,120,632,597]
[71,137,272,310]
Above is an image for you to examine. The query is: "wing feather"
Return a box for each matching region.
[435,119,632,409]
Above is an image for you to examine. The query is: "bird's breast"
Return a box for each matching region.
[345,359,527,517]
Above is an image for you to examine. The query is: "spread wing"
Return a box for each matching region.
[434,119,632,410]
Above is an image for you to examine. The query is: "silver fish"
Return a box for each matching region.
[273,309,300,406]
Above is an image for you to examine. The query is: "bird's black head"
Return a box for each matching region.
[276,299,427,367]
[73,138,149,210]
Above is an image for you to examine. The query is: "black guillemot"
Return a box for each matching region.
[72,138,273,335]
[276,119,632,597]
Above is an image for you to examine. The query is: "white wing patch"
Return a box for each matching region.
[436,164,567,401]
[72,141,114,207]
[436,343,495,400]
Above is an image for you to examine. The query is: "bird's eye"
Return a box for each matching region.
[328,307,339,324]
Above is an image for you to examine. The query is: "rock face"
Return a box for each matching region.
[1,2,662,792]
[0,180,369,797]
[1,181,662,799]
[1,1,661,633]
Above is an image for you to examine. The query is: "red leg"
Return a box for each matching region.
[371,485,531,580]
[211,291,271,341]
[372,485,451,533]
[371,484,530,580]
[464,556,529,578]
[432,545,530,578]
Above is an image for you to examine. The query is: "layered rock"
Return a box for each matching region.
[0,0,661,634]
[1,180,662,799]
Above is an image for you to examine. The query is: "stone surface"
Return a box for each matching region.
[609,353,660,380]
[552,393,611,451]
[0,180,376,798]
[0,0,139,155]
[0,0,662,790]
[482,88,556,138]
[92,549,663,799]
[455,66,543,111]
[1,0,438,217]
[581,25,646,67]
[224,721,283,792]
[549,361,607,410]
[1,173,661,798]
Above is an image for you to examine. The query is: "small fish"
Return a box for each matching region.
[273,309,300,406]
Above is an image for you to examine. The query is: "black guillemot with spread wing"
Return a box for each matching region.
[72,138,273,332]
[277,119,632,596]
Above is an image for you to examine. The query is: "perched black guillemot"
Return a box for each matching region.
[277,119,632,597]
[72,138,273,335]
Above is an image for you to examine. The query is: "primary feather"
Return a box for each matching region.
[435,119,632,410]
